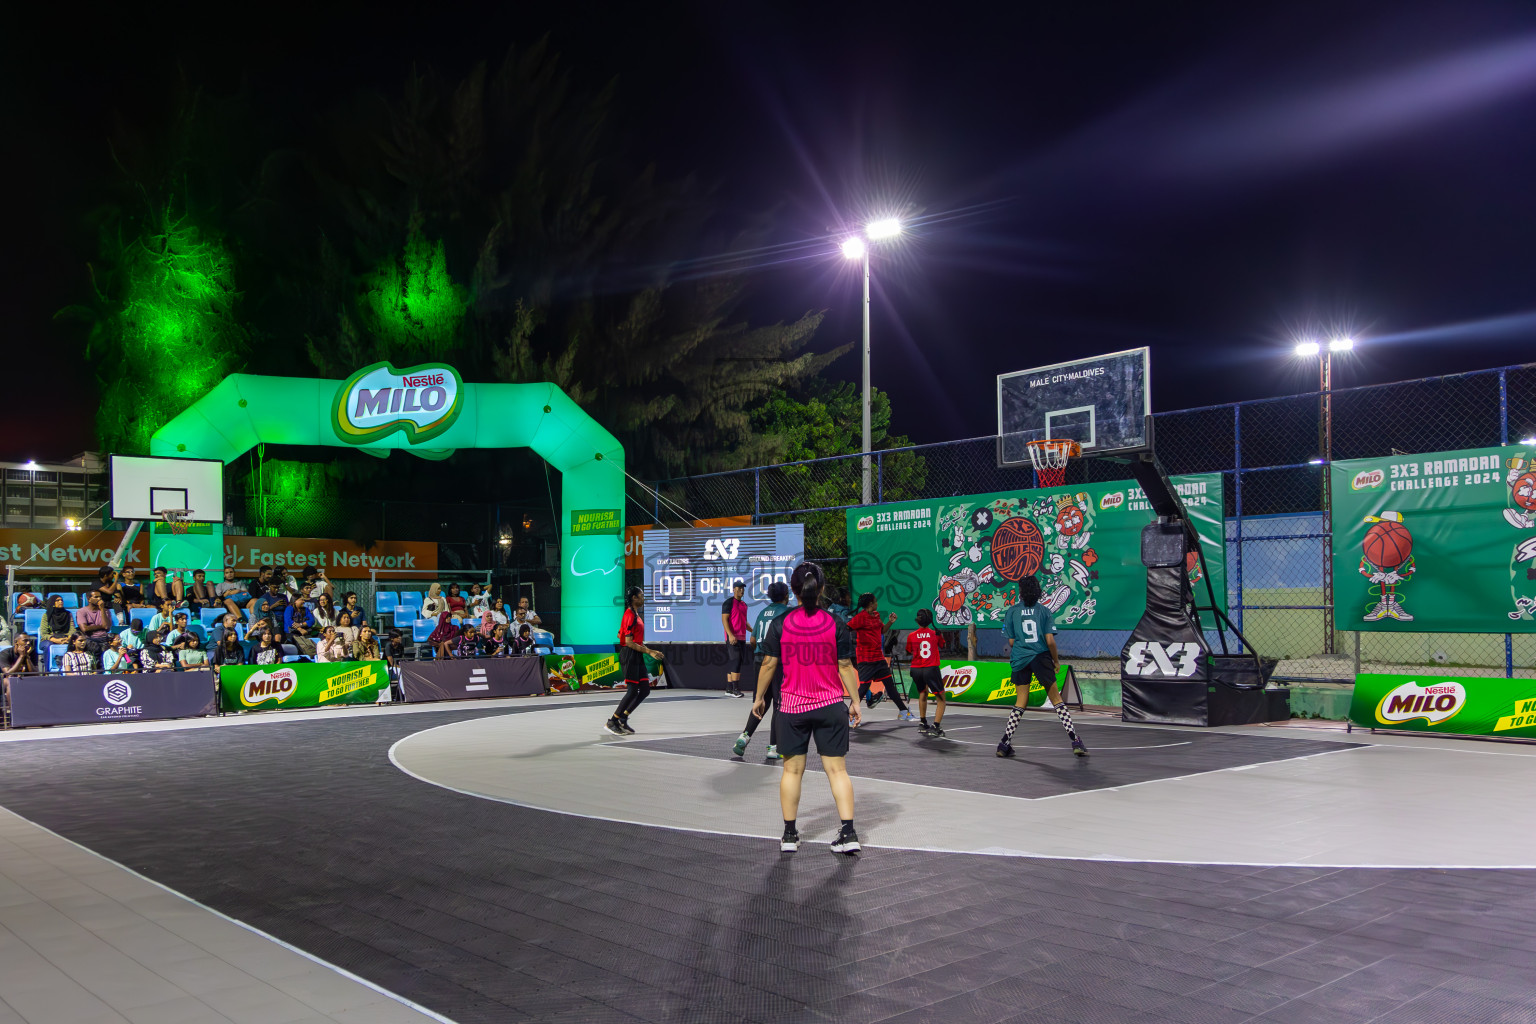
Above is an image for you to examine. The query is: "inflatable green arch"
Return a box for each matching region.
[149,363,624,647]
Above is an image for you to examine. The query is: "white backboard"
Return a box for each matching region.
[109,455,225,523]
[997,347,1151,465]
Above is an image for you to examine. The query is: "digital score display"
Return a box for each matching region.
[642,525,805,642]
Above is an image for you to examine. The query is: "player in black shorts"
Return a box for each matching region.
[721,579,750,697]
[905,608,947,737]
[607,586,665,736]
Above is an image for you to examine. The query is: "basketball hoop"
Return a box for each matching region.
[159,509,193,536]
[1024,439,1081,489]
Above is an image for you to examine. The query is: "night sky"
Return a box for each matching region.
[9,0,1536,461]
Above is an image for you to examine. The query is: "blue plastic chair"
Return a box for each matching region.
[552,645,576,656]
[375,592,399,616]
[411,618,436,642]
[399,591,424,612]
[47,644,67,673]
[533,646,552,656]
[532,629,555,646]
[22,609,44,636]
[199,607,224,629]
[59,593,79,609]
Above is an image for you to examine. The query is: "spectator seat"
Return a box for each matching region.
[200,607,224,629]
[23,609,45,636]
[375,592,398,616]
[59,593,79,609]
[411,619,436,643]
[47,644,67,673]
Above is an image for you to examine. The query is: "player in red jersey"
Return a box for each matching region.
[905,608,947,737]
[607,586,665,736]
[847,594,915,720]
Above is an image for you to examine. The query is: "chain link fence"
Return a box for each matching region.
[640,362,1536,683]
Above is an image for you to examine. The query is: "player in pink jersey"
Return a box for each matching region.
[753,562,863,854]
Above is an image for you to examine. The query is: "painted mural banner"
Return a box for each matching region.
[1349,673,1536,739]
[217,661,389,712]
[1332,446,1536,632]
[845,474,1225,631]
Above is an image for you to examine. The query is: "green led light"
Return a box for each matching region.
[362,228,468,357]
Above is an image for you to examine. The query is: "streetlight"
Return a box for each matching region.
[842,217,903,504]
[1294,337,1355,655]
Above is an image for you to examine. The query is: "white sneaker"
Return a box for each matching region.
[1363,600,1389,622]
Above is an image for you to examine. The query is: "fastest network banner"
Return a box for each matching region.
[1331,445,1536,632]
[845,475,1225,631]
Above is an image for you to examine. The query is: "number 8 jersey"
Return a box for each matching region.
[906,626,942,668]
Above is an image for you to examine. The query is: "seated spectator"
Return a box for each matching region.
[340,591,364,624]
[285,597,317,656]
[119,618,148,652]
[118,567,151,612]
[315,625,348,663]
[352,623,381,662]
[335,610,359,645]
[1,636,39,682]
[173,630,208,669]
[213,558,246,617]
[62,634,93,675]
[427,608,457,655]
[515,596,542,628]
[261,567,292,620]
[101,633,135,674]
[250,630,282,665]
[210,630,246,667]
[244,565,275,621]
[42,595,75,648]
[0,611,15,648]
[467,583,490,616]
[312,592,338,629]
[421,582,447,621]
[301,566,333,604]
[271,564,300,602]
[76,591,113,652]
[166,612,204,648]
[139,629,176,672]
[446,583,469,621]
[95,566,121,609]
[485,623,509,657]
[380,627,406,667]
[186,568,217,612]
[510,623,536,657]
[488,597,509,627]
[208,612,240,650]
[147,599,178,634]
[447,622,479,660]
[149,566,182,608]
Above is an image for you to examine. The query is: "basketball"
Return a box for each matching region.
[1055,506,1084,537]
[938,576,967,612]
[990,517,1045,580]
[1513,471,1536,511]
[1363,521,1412,568]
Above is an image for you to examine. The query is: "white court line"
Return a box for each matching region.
[948,739,1193,750]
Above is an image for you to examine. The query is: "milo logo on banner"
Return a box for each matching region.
[940,665,976,696]
[241,668,299,707]
[332,361,464,445]
[1374,680,1466,726]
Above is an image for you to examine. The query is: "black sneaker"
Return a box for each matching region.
[619,718,636,736]
[1071,737,1089,757]
[869,693,885,708]
[830,825,861,855]
[780,826,801,852]
[996,740,1015,758]
[929,723,946,739]
[604,717,626,737]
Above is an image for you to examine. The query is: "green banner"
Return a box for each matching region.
[543,651,623,689]
[932,659,1064,706]
[569,509,622,537]
[1331,446,1536,632]
[1349,672,1536,738]
[218,661,388,711]
[846,474,1225,630]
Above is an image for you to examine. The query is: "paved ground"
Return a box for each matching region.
[0,695,1533,1023]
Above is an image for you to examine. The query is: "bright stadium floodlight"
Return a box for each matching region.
[866,217,903,240]
[1294,341,1321,357]
[1330,337,1355,352]
[1522,436,1536,446]
[841,236,867,260]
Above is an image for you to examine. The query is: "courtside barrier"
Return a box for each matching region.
[399,658,544,701]
[218,661,389,712]
[10,671,218,728]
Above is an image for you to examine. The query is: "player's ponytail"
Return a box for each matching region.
[915,608,933,627]
[790,561,824,618]
[1018,575,1041,608]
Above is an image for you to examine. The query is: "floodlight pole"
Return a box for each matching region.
[861,249,872,506]
[1320,352,1335,655]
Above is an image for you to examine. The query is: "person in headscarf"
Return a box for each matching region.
[140,628,176,672]
[479,606,495,639]
[43,594,75,648]
[428,606,458,658]
[421,582,448,621]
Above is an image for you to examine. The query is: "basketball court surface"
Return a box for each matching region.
[0,692,1533,1023]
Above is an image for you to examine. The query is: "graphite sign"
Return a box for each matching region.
[332,361,464,445]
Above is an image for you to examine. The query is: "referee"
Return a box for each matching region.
[754,562,864,854]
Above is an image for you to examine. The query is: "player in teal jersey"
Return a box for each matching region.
[996,575,1089,758]
[733,581,791,758]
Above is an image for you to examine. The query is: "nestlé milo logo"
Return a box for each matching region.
[940,665,976,696]
[855,515,875,531]
[1375,679,1465,726]
[332,361,464,446]
[241,668,300,708]
[1352,469,1385,490]
[1099,492,1124,510]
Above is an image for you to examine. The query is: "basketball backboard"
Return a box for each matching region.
[997,347,1151,466]
[109,455,224,523]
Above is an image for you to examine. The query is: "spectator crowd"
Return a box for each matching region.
[2,563,547,679]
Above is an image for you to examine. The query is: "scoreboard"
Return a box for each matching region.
[642,525,805,643]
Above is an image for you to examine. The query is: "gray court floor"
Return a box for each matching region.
[0,693,1533,1023]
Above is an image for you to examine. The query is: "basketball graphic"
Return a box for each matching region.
[938,576,967,612]
[990,517,1045,580]
[1363,519,1412,568]
[1513,471,1536,512]
[1056,505,1085,537]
